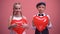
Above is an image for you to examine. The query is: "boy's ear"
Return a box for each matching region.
[44,7,46,9]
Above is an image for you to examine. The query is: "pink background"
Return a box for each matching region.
[0,0,60,34]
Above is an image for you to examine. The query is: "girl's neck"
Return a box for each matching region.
[14,15,22,17]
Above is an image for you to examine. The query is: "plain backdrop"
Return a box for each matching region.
[0,0,60,34]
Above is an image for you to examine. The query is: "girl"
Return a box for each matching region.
[8,3,28,34]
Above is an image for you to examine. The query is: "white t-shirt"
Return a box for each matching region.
[32,13,52,29]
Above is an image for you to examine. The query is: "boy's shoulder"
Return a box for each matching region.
[43,13,50,19]
[33,15,37,17]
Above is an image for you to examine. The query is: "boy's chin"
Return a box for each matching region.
[39,12,44,13]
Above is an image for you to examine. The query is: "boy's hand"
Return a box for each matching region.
[47,23,52,29]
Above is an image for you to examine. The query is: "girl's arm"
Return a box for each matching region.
[8,16,17,29]
[8,16,12,29]
[21,16,29,29]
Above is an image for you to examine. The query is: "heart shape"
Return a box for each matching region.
[33,16,48,32]
[11,18,27,34]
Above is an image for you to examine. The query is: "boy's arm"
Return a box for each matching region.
[32,20,36,30]
[47,15,52,29]
[32,15,36,30]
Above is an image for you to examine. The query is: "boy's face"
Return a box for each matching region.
[37,5,46,13]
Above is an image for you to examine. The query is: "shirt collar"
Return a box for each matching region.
[37,13,45,16]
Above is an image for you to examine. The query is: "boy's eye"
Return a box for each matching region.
[38,7,41,8]
[42,7,44,8]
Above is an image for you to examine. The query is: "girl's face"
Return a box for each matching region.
[37,5,46,13]
[14,4,22,12]
[13,4,22,16]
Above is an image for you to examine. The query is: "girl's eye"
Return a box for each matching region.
[19,8,20,9]
[15,8,18,9]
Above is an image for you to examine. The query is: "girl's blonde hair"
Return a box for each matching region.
[13,2,20,9]
[12,2,22,19]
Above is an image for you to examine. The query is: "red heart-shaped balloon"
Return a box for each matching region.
[11,18,27,34]
[33,16,48,32]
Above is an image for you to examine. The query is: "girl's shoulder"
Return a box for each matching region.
[9,16,13,19]
[22,16,27,19]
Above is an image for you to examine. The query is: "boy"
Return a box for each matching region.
[32,2,52,34]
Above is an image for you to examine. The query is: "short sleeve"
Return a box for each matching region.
[47,15,50,20]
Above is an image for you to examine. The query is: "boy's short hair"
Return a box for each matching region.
[36,2,46,8]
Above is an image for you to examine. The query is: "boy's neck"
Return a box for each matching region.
[39,12,43,14]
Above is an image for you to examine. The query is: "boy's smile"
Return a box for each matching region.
[37,5,46,13]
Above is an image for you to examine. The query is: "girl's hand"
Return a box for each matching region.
[11,23,17,28]
[21,23,29,29]
[8,23,17,30]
